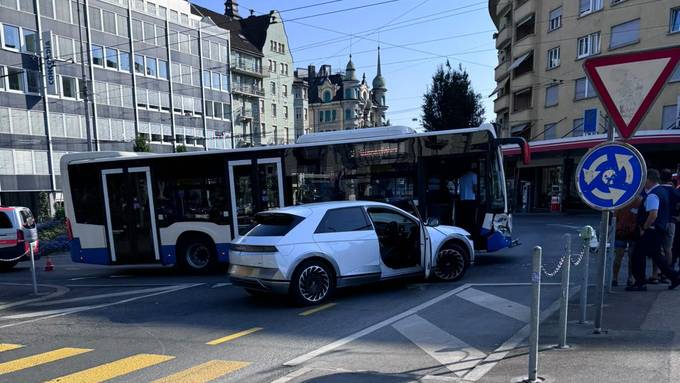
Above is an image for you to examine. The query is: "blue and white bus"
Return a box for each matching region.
[62,125,529,272]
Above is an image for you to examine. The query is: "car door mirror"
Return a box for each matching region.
[425,217,440,227]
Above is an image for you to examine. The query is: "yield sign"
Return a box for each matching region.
[584,47,680,139]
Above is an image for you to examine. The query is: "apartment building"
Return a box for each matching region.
[292,69,309,139]
[489,0,680,211]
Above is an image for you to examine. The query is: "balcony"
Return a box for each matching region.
[495,27,511,49]
[496,0,511,17]
[495,61,509,82]
[232,84,265,97]
[231,62,269,78]
[494,94,509,113]
[513,1,535,27]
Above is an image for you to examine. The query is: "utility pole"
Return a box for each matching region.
[76,0,94,152]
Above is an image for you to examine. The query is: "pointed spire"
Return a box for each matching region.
[376,46,382,77]
[345,54,356,81]
[372,46,386,90]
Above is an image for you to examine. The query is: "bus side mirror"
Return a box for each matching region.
[494,137,531,165]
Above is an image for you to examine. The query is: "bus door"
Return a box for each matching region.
[101,167,160,264]
[228,157,284,238]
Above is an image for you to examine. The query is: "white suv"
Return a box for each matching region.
[0,206,39,271]
[228,201,474,305]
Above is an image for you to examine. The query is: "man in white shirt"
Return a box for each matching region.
[459,166,478,201]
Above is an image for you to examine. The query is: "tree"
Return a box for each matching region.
[175,144,187,153]
[422,62,485,131]
[133,134,150,152]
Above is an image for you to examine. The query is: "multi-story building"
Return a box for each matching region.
[302,51,389,133]
[489,0,680,211]
[292,68,309,139]
[0,0,233,209]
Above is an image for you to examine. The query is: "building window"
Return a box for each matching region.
[144,22,156,45]
[670,63,680,83]
[134,54,144,74]
[23,29,38,53]
[221,74,229,92]
[577,32,600,59]
[672,8,680,33]
[87,6,100,29]
[271,81,276,95]
[214,101,222,119]
[284,106,288,119]
[158,59,168,79]
[205,100,213,117]
[146,57,157,77]
[304,108,308,121]
[61,76,77,99]
[543,123,557,140]
[3,25,20,50]
[323,90,332,102]
[610,19,640,49]
[574,77,597,100]
[548,7,561,31]
[545,84,559,107]
[117,14,128,37]
[103,10,116,34]
[512,88,532,112]
[662,105,677,130]
[547,47,560,69]
[57,36,75,62]
[272,103,277,117]
[120,51,130,72]
[211,72,220,89]
[131,19,143,42]
[92,45,104,66]
[26,70,40,94]
[282,84,288,97]
[515,14,535,41]
[105,48,118,69]
[345,108,352,120]
[572,118,584,137]
[579,0,603,16]
[324,110,331,122]
[512,51,534,78]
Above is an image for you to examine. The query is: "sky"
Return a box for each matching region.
[192,0,498,127]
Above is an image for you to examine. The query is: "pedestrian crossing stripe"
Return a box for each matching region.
[150,360,250,383]
[0,348,92,376]
[44,353,175,383]
[0,344,23,353]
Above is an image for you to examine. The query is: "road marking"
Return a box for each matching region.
[206,327,263,345]
[69,277,98,281]
[299,303,336,316]
[392,314,486,377]
[283,283,472,367]
[456,288,530,322]
[44,353,174,383]
[0,344,23,352]
[462,286,580,382]
[0,284,70,311]
[0,284,203,329]
[0,347,92,376]
[32,286,181,306]
[211,283,232,289]
[150,360,250,383]
[110,275,133,278]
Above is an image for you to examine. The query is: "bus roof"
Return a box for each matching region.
[62,124,497,167]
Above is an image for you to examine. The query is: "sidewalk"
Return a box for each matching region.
[481,285,680,382]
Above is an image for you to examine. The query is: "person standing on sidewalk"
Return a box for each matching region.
[627,169,680,291]
[612,197,641,287]
[661,169,680,274]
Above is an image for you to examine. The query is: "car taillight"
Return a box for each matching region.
[65,217,73,240]
[16,229,24,242]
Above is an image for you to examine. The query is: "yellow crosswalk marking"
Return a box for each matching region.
[44,353,174,383]
[0,348,92,376]
[150,360,250,383]
[206,327,263,346]
[0,344,23,353]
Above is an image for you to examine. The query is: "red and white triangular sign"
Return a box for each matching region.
[584,47,680,139]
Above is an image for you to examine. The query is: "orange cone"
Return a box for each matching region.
[44,256,54,272]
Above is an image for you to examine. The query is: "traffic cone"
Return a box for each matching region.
[44,256,54,272]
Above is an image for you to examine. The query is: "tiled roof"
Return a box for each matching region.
[190,4,263,57]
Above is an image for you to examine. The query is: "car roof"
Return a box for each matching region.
[265,201,397,216]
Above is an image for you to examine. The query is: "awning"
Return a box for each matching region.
[511,123,530,134]
[508,51,532,71]
[488,77,510,97]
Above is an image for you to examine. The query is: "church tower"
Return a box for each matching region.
[343,55,360,129]
[371,47,388,126]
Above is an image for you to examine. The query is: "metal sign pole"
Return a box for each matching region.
[29,242,38,295]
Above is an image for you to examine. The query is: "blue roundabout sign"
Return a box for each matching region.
[575,142,647,211]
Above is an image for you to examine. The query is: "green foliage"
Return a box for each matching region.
[37,192,51,222]
[175,144,187,153]
[422,62,485,131]
[133,134,150,152]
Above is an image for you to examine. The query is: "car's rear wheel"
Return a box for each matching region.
[433,243,469,282]
[177,235,216,273]
[290,260,335,306]
[0,260,18,272]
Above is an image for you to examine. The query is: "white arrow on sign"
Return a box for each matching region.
[592,187,626,204]
[583,154,609,184]
[615,154,634,184]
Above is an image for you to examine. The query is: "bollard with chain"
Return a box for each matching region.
[527,246,542,383]
[558,234,571,349]
[29,241,38,295]
[578,226,596,324]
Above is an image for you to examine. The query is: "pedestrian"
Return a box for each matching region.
[661,169,680,275]
[612,197,641,287]
[675,175,680,271]
[627,169,680,291]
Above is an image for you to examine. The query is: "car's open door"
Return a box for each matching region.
[409,201,432,279]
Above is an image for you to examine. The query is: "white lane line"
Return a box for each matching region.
[69,277,98,281]
[211,283,232,288]
[0,284,70,311]
[462,286,580,382]
[31,286,179,306]
[456,288,530,323]
[0,283,203,329]
[283,284,472,367]
[392,314,486,377]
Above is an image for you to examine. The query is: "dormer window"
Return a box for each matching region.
[323,90,332,102]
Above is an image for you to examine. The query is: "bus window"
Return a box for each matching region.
[69,165,104,225]
[489,152,506,212]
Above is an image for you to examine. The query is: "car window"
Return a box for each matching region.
[0,212,12,229]
[19,209,35,229]
[315,207,372,233]
[366,208,417,226]
[246,213,304,237]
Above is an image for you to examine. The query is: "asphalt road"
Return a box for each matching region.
[0,214,600,383]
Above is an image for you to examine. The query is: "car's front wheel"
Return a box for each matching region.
[290,260,335,306]
[433,243,469,282]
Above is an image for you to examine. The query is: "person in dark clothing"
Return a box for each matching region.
[660,169,680,274]
[627,169,680,291]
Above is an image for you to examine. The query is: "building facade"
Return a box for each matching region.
[489,0,680,211]
[302,51,388,133]
[0,0,233,209]
[292,69,309,139]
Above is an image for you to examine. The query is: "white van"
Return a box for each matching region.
[0,207,39,271]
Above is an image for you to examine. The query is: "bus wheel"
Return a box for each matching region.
[0,260,19,272]
[433,243,469,282]
[177,235,216,273]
